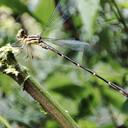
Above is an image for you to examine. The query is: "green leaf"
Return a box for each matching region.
[0,0,29,14]
[52,84,84,99]
[45,120,59,128]
[0,116,12,128]
[0,0,43,25]
[121,99,128,114]
[34,0,55,27]
[119,1,128,8]
[78,119,96,128]
[103,87,126,109]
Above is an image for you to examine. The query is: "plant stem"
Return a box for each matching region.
[110,0,128,31]
[0,45,79,128]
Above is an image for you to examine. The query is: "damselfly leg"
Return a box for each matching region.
[15,29,35,60]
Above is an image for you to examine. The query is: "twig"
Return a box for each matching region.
[0,45,79,128]
[110,0,128,31]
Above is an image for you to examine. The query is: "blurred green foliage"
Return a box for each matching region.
[0,0,128,128]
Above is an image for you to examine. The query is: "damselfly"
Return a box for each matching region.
[16,29,128,98]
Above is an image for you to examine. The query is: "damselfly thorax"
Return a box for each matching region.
[16,29,42,45]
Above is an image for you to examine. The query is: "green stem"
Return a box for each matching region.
[0,45,79,128]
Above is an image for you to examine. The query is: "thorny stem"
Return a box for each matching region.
[0,45,79,128]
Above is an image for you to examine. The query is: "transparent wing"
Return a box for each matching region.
[11,41,22,48]
[43,38,90,51]
[48,2,71,25]
[43,0,76,34]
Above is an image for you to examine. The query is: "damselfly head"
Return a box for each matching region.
[16,29,27,40]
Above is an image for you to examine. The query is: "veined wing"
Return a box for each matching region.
[43,38,90,51]
[43,0,76,34]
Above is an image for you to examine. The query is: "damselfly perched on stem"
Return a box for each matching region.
[16,29,128,98]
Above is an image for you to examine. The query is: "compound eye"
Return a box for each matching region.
[21,29,26,35]
[16,29,27,39]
